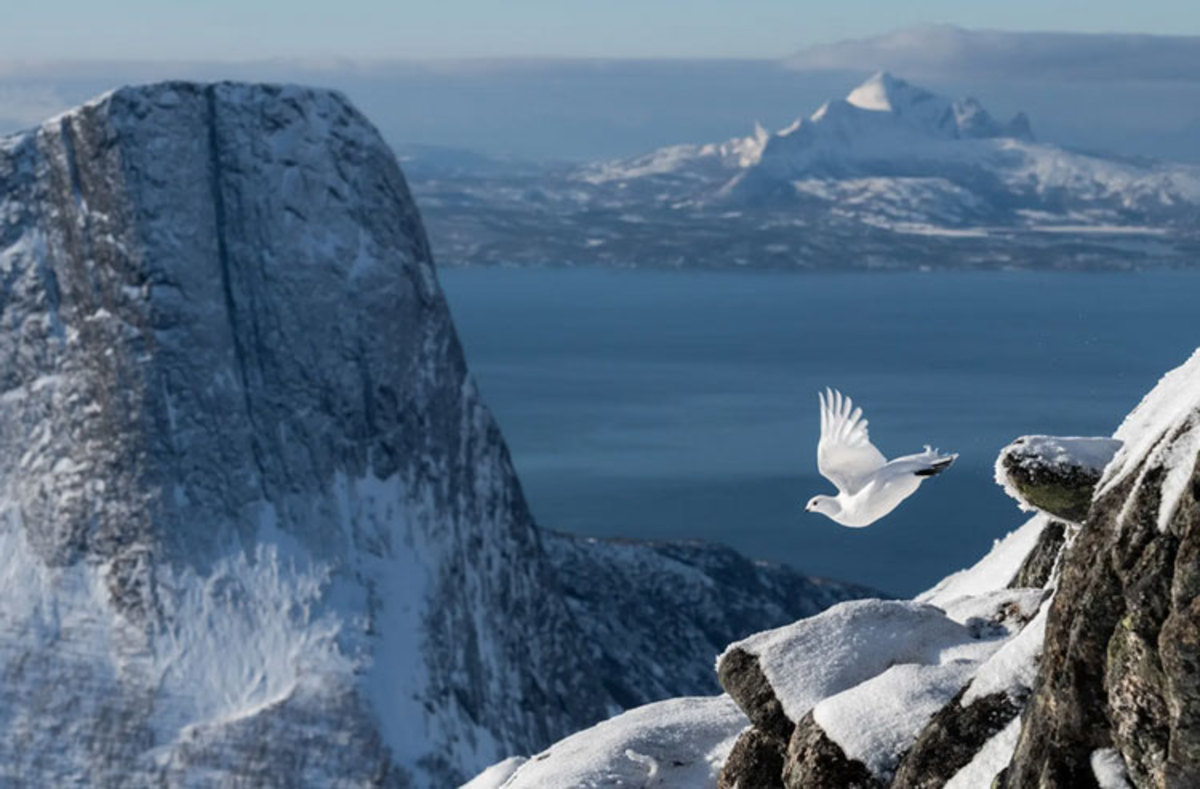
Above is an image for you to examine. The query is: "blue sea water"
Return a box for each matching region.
[439,268,1200,596]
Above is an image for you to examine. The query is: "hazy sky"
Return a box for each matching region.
[5,0,1200,61]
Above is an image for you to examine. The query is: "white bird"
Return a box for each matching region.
[805,388,957,527]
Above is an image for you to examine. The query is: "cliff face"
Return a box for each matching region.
[1001,349,1200,788]
[0,80,587,787]
[0,82,870,787]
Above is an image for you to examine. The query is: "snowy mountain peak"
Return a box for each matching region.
[844,70,921,113]
[836,71,1031,141]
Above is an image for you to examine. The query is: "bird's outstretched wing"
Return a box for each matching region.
[818,388,887,494]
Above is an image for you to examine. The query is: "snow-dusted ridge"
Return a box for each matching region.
[0,82,871,786]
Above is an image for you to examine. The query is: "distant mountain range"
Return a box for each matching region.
[409,72,1200,270]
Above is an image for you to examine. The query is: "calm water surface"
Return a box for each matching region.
[439,268,1200,595]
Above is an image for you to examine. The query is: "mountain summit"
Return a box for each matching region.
[840,70,1033,140]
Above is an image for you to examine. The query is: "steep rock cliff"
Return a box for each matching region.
[1002,349,1200,787]
[0,82,870,786]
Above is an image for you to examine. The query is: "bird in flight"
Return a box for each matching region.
[806,388,957,527]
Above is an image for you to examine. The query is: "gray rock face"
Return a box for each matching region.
[719,728,786,789]
[0,79,589,788]
[1001,350,1200,788]
[1009,519,1067,589]
[783,712,881,789]
[0,82,870,787]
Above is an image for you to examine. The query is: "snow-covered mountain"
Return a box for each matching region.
[584,71,1034,185]
[470,347,1200,787]
[410,72,1200,269]
[0,82,870,786]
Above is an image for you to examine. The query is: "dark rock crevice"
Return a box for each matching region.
[891,689,1021,789]
[204,84,269,499]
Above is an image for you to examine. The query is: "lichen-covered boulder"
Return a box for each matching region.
[995,435,1122,522]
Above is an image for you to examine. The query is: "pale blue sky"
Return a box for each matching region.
[3,0,1199,61]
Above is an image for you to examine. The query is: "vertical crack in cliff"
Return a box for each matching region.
[205,85,269,498]
[59,117,86,213]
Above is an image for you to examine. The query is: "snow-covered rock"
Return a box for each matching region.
[0,82,870,787]
[711,534,1060,787]
[995,435,1123,522]
[718,600,976,734]
[492,696,746,789]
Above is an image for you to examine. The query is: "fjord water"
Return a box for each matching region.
[440,268,1199,596]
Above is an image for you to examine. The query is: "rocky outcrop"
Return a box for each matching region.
[708,472,1069,788]
[1001,350,1200,788]
[719,728,787,789]
[0,82,871,787]
[996,435,1122,522]
[712,593,1050,788]
[717,647,795,743]
[890,688,1021,789]
[784,712,881,789]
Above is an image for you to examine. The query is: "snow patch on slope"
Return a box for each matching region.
[919,515,1048,608]
[962,600,1049,705]
[814,658,983,777]
[944,715,1022,789]
[495,696,746,789]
